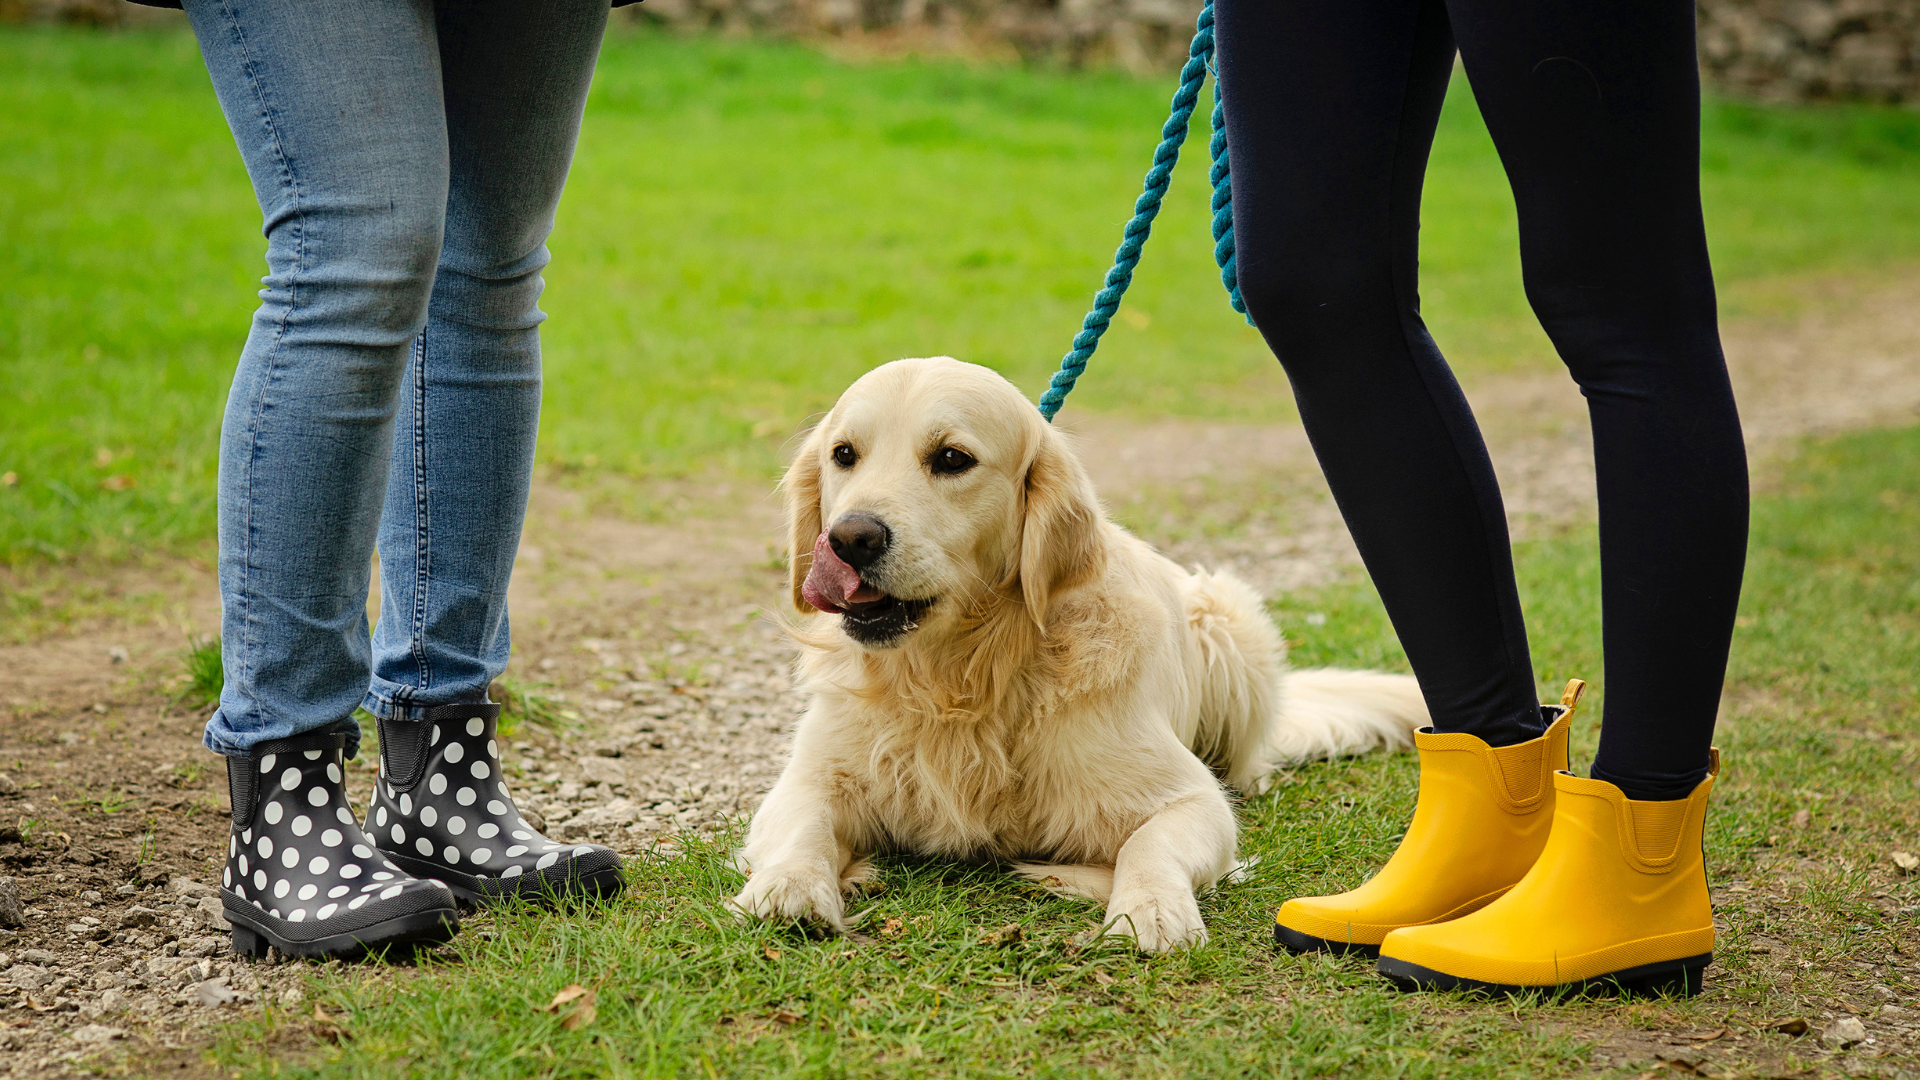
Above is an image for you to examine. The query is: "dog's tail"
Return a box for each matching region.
[1263,668,1428,773]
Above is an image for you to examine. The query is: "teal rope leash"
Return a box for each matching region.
[1037,0,1249,423]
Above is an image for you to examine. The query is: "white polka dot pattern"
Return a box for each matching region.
[222,740,451,941]
[365,708,620,902]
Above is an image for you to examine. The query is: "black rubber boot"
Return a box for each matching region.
[368,703,624,906]
[220,731,461,961]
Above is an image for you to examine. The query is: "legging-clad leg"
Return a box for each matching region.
[1215,0,1747,799]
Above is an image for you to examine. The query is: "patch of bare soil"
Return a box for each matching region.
[5,271,1919,1077]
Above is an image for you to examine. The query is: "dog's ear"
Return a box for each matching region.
[1018,425,1103,629]
[783,425,826,615]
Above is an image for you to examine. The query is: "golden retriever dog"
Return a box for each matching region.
[731,357,1428,952]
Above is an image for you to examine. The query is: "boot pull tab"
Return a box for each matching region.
[1560,679,1587,714]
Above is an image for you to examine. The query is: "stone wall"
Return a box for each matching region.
[627,0,1920,100]
[7,0,1919,102]
[622,0,1208,71]
[1698,0,1920,102]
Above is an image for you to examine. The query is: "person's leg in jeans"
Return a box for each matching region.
[357,0,627,906]
[186,0,464,956]
[195,0,453,761]
[364,0,607,724]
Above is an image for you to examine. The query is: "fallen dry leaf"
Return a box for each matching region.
[979,923,1024,946]
[764,946,783,961]
[770,1007,805,1025]
[98,474,136,491]
[561,997,598,1031]
[1891,850,1919,872]
[543,984,592,1011]
[311,1003,350,1043]
[1790,809,1811,828]
[880,917,905,938]
[1767,1016,1810,1037]
[1092,971,1115,987]
[1690,1029,1727,1042]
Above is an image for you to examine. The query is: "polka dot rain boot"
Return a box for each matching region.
[367,703,624,906]
[220,732,461,961]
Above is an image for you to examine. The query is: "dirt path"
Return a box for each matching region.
[3,270,1918,1076]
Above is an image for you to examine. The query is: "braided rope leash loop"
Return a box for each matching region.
[1037,0,1248,423]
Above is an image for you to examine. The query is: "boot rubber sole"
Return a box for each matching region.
[1376,952,1711,999]
[225,902,459,962]
[383,850,625,909]
[1274,922,1383,958]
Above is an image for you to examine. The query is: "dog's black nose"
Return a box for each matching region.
[829,513,889,570]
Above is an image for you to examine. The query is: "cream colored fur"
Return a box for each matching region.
[731,357,1428,952]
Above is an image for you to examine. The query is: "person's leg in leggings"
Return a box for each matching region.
[190,0,451,759]
[1214,0,1546,748]
[363,0,609,721]
[1446,0,1748,799]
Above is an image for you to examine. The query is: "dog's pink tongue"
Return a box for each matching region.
[801,532,884,612]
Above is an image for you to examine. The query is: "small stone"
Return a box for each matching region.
[5,964,51,991]
[1891,851,1919,873]
[193,977,238,1007]
[1878,1004,1913,1021]
[0,774,17,795]
[114,884,137,896]
[97,988,128,1014]
[195,895,229,930]
[0,878,22,928]
[107,646,129,664]
[1822,1016,1868,1048]
[118,906,159,929]
[168,876,215,898]
[68,1024,126,1045]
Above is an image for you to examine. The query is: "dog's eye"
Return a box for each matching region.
[832,444,857,469]
[931,447,976,475]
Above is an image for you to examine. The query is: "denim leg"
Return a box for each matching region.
[363,0,610,720]
[188,0,451,756]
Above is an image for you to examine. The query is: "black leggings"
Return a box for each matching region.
[1216,0,1749,800]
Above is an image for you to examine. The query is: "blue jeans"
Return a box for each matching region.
[188,0,611,757]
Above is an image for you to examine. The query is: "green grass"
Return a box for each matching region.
[197,425,1919,1078]
[9,26,1920,567]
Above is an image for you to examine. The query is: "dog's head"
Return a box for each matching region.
[784,357,1104,648]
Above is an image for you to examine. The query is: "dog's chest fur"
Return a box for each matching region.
[822,699,1125,863]
[797,585,1185,865]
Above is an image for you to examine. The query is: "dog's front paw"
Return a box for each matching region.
[1103,887,1207,953]
[729,864,847,931]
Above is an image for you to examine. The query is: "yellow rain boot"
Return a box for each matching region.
[1273,680,1585,957]
[1376,751,1720,997]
